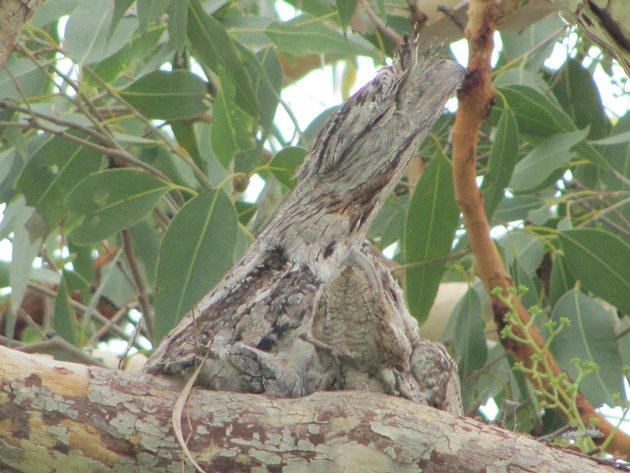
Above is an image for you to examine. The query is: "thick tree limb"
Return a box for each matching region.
[0,346,618,472]
[451,0,630,457]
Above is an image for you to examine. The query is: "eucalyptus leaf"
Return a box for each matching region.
[265,15,378,58]
[154,189,238,342]
[482,106,519,218]
[405,150,459,323]
[54,274,78,346]
[452,288,487,378]
[495,85,610,170]
[9,207,42,340]
[137,0,169,35]
[187,0,259,117]
[552,59,610,139]
[336,0,358,33]
[167,0,188,54]
[211,70,256,167]
[551,289,626,406]
[120,70,208,120]
[66,169,172,245]
[500,230,544,275]
[65,0,137,65]
[0,58,48,101]
[509,128,589,193]
[549,253,575,307]
[269,146,307,189]
[558,229,630,314]
[15,134,104,228]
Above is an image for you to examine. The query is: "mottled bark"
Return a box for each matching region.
[0,346,618,472]
[0,0,45,67]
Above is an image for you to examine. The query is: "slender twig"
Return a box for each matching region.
[572,198,630,237]
[27,282,130,340]
[538,424,578,443]
[436,5,465,31]
[86,304,132,346]
[391,250,470,273]
[17,308,47,339]
[359,0,403,45]
[83,66,213,191]
[12,44,186,209]
[0,99,110,142]
[17,334,107,368]
[122,230,155,344]
[2,117,176,184]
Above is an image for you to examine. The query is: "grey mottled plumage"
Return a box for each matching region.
[142,38,464,414]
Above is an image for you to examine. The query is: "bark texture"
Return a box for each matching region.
[143,40,465,413]
[0,346,618,473]
[0,0,45,67]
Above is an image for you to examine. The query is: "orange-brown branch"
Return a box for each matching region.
[451,0,630,457]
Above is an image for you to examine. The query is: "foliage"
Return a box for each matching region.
[0,0,628,441]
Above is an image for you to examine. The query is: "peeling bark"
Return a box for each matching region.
[0,346,617,472]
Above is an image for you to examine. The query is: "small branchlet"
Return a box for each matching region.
[492,286,601,452]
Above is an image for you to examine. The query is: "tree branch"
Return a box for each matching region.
[451,0,630,457]
[0,345,618,472]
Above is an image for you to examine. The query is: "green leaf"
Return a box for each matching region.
[120,70,208,120]
[10,207,42,339]
[187,0,259,117]
[500,14,563,72]
[109,0,134,37]
[15,134,104,229]
[64,0,137,65]
[211,70,256,167]
[551,289,625,406]
[137,0,169,36]
[0,58,48,101]
[167,0,188,54]
[482,106,519,218]
[493,196,544,223]
[0,261,8,289]
[511,258,538,309]
[31,0,81,27]
[154,189,238,342]
[598,113,630,227]
[54,273,78,346]
[509,128,589,193]
[265,15,378,58]
[552,59,610,140]
[66,169,172,245]
[452,288,487,378]
[496,85,610,170]
[336,0,358,34]
[235,44,282,140]
[548,253,576,307]
[89,24,166,85]
[500,230,544,275]
[558,229,630,314]
[170,121,207,174]
[129,219,160,286]
[269,146,307,189]
[405,151,460,323]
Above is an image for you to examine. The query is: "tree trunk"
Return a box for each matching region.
[0,346,616,472]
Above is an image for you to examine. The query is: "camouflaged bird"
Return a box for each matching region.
[142,37,464,415]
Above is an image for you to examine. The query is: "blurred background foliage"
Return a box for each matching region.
[0,0,628,437]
